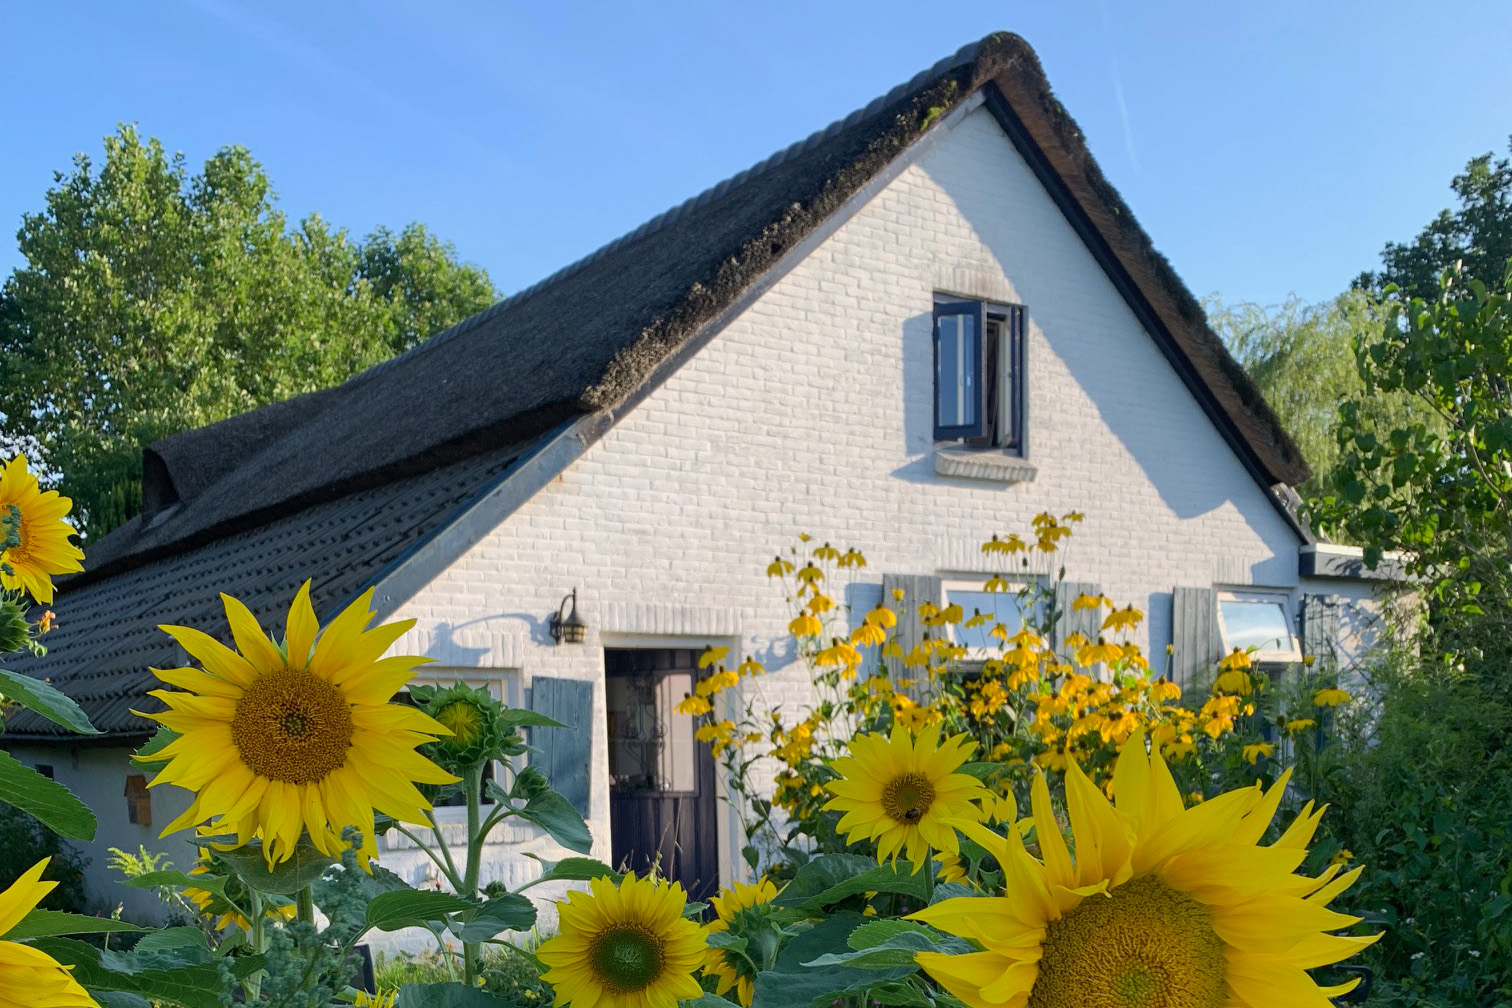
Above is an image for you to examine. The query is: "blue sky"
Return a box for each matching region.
[3,1,1508,309]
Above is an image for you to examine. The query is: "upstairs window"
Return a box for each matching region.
[933,298,1026,451]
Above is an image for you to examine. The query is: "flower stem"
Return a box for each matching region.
[297,883,315,927]
[462,759,487,985]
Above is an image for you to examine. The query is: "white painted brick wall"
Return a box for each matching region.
[386,105,1310,895]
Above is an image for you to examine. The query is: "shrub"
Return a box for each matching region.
[0,802,89,912]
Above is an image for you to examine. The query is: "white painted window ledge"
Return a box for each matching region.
[932,446,1038,483]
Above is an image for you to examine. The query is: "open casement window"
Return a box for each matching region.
[933,298,1026,451]
[1217,591,1302,665]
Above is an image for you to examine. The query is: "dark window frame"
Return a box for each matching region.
[932,298,1026,452]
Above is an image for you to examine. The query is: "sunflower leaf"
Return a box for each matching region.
[682,995,742,1008]
[6,909,145,940]
[215,838,336,895]
[0,749,96,839]
[803,922,969,969]
[771,854,931,910]
[751,912,915,1008]
[123,870,222,895]
[365,890,475,932]
[521,853,620,885]
[132,726,180,761]
[514,787,593,853]
[456,893,536,940]
[0,667,98,733]
[396,983,518,1008]
[497,708,569,730]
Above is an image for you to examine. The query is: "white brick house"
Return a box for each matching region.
[6,33,1392,928]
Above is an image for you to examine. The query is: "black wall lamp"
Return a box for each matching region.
[550,589,588,645]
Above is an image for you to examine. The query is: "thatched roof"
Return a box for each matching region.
[8,32,1309,739]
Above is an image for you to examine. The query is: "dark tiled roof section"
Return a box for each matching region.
[90,31,1307,587]
[4,442,531,739]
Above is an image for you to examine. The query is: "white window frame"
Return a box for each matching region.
[1216,590,1303,665]
[401,668,522,824]
[942,578,1035,662]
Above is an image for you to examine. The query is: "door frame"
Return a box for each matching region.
[599,633,741,892]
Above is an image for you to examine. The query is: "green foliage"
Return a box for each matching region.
[1318,259,1512,704]
[0,802,89,912]
[0,125,499,538]
[1206,290,1441,501]
[1318,656,1512,1007]
[1360,138,1512,299]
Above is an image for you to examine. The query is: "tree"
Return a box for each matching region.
[1206,290,1438,503]
[1359,138,1512,298]
[1318,259,1512,700]
[0,126,498,538]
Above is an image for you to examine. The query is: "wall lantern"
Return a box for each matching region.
[550,589,588,645]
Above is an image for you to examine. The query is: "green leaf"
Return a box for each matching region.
[397,982,520,1008]
[523,854,620,885]
[516,788,594,854]
[214,837,336,894]
[0,749,96,839]
[365,890,475,932]
[457,893,536,940]
[773,854,932,910]
[682,995,743,1008]
[133,927,209,955]
[27,937,237,1008]
[751,912,916,1008]
[497,708,569,729]
[132,726,179,761]
[6,909,144,940]
[123,870,219,892]
[803,920,969,969]
[0,668,98,734]
[94,994,151,1008]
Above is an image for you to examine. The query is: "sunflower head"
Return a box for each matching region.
[0,455,84,605]
[537,873,707,1008]
[912,731,1380,1008]
[0,597,31,655]
[823,724,989,870]
[412,681,506,775]
[706,878,783,1005]
[0,858,98,1006]
[135,582,459,868]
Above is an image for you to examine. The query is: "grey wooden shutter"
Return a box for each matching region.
[1301,594,1340,668]
[529,676,594,816]
[1171,587,1220,689]
[881,573,942,700]
[1052,581,1102,654]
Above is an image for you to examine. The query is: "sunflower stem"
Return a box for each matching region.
[296,883,315,926]
[462,759,487,985]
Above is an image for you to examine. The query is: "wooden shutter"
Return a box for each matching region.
[1052,581,1102,654]
[529,676,594,816]
[1301,594,1340,667]
[881,573,942,700]
[1171,587,1220,689]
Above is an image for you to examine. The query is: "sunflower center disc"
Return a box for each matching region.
[590,923,666,993]
[232,668,354,784]
[881,772,937,824]
[1029,875,1225,1008]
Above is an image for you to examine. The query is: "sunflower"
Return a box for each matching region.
[354,990,399,1008]
[912,731,1378,1008]
[706,878,780,1005]
[537,873,707,1008]
[0,455,84,605]
[824,723,988,870]
[183,849,295,931]
[0,858,97,1007]
[135,583,459,867]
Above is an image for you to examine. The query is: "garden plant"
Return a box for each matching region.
[0,463,1385,1007]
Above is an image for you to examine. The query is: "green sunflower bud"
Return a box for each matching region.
[0,597,32,655]
[419,682,506,775]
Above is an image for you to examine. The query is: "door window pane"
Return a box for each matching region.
[607,671,697,792]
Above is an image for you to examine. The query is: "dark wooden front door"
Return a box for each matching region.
[605,648,720,902]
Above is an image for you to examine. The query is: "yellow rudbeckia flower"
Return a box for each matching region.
[135,583,458,867]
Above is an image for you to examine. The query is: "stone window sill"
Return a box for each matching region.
[932,446,1037,484]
